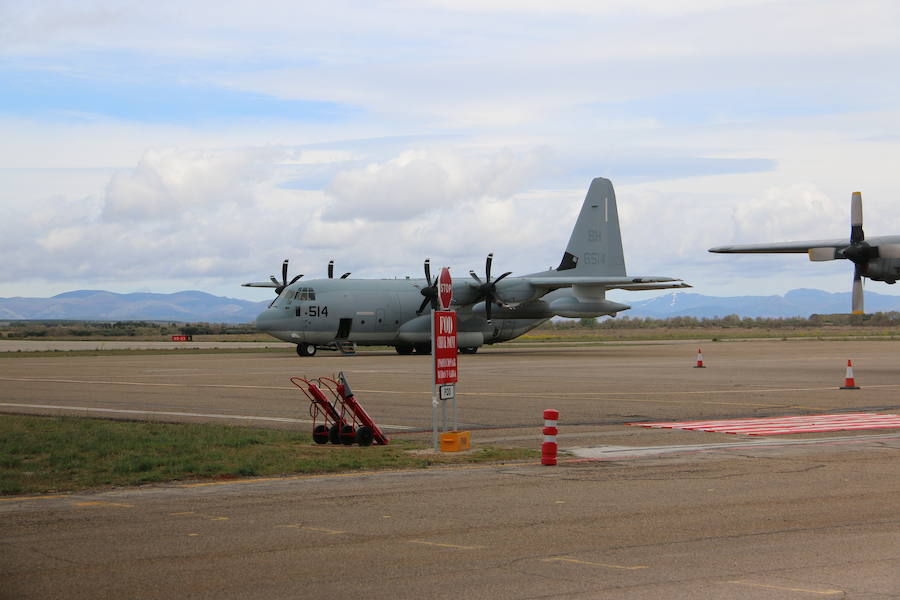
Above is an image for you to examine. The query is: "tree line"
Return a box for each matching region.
[542,312,900,330]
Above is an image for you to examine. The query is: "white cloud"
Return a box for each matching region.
[323,147,549,221]
[730,183,846,243]
[101,147,281,222]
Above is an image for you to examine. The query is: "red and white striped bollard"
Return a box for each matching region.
[542,409,559,466]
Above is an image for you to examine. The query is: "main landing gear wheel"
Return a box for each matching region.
[459,346,479,354]
[395,344,414,355]
[413,342,431,355]
[296,343,317,357]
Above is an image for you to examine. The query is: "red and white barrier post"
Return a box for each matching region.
[840,359,860,390]
[542,409,559,466]
[694,347,706,368]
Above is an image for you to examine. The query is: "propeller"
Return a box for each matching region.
[808,192,900,314]
[269,259,303,295]
[469,253,512,321]
[416,258,439,314]
[843,192,870,314]
[327,260,351,279]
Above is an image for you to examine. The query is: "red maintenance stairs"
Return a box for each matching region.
[290,371,388,446]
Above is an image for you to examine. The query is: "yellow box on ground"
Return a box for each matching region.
[440,431,471,452]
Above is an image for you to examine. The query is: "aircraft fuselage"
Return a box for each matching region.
[255,277,577,349]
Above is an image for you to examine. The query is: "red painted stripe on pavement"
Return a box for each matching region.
[629,413,900,435]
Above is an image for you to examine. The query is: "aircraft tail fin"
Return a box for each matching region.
[556,178,626,276]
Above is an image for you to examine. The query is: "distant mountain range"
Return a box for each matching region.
[2,288,900,323]
[0,290,269,324]
[622,288,900,319]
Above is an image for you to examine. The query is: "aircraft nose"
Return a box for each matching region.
[255,307,276,331]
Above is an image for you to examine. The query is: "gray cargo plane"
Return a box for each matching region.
[710,191,900,314]
[244,177,690,356]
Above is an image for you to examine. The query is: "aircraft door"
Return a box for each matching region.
[336,318,352,339]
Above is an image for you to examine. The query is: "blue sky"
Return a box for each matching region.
[2,0,899,306]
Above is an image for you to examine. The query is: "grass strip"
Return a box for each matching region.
[0,414,537,495]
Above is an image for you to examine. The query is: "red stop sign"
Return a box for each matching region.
[438,267,452,310]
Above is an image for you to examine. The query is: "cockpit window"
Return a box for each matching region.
[293,287,316,301]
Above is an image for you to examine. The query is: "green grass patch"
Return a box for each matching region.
[0,414,537,495]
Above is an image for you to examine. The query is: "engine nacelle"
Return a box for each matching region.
[549,297,630,318]
[866,258,900,283]
[494,278,538,304]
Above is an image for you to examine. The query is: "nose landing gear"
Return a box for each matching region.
[296,343,317,357]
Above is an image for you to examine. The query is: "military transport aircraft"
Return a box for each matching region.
[710,191,900,314]
[243,177,690,356]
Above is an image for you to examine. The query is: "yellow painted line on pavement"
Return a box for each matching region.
[0,494,69,503]
[542,557,648,570]
[728,580,843,595]
[277,524,344,534]
[303,526,345,535]
[73,501,134,508]
[409,539,483,550]
[169,511,228,520]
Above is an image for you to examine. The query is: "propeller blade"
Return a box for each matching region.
[424,259,432,286]
[852,267,864,314]
[877,244,900,259]
[417,297,431,314]
[485,253,493,281]
[269,276,280,285]
[288,274,304,286]
[808,247,839,262]
[281,260,289,286]
[340,272,351,279]
[850,191,864,244]
[469,270,483,285]
[485,299,492,321]
[494,271,512,284]
[328,260,334,279]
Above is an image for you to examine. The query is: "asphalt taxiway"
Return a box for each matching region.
[2,339,900,597]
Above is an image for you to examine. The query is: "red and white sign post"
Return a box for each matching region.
[431,267,459,451]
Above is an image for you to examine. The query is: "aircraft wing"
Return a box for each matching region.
[241,281,280,288]
[709,234,900,255]
[708,238,850,254]
[527,276,691,291]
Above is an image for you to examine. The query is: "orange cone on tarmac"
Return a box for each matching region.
[694,348,706,368]
[840,360,860,390]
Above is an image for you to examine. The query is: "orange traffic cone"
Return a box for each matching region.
[694,348,706,368]
[840,359,860,390]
